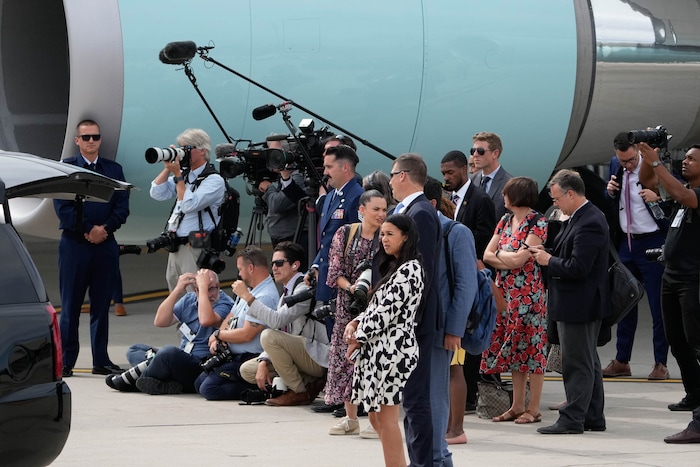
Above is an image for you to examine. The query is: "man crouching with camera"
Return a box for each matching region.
[238,242,330,406]
[195,246,280,400]
[149,128,225,291]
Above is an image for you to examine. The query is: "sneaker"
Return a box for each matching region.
[602,359,631,377]
[648,363,670,380]
[105,374,138,392]
[360,424,379,439]
[328,416,360,435]
[136,376,183,395]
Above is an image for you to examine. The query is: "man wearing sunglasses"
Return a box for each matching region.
[54,119,130,378]
[239,242,329,406]
[470,132,513,220]
[603,132,670,383]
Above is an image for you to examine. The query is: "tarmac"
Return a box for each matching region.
[21,235,700,466]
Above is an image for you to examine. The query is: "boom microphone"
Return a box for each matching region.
[215,143,238,159]
[252,104,277,121]
[159,41,198,65]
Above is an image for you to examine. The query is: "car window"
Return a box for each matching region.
[0,225,41,304]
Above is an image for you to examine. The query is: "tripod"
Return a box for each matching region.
[245,194,267,247]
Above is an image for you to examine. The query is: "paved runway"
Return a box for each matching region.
[22,236,700,466]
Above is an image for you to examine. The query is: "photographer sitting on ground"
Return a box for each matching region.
[238,242,329,406]
[195,246,279,400]
[105,269,233,394]
[149,128,225,291]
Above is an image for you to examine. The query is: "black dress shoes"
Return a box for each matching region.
[537,423,583,435]
[668,396,700,411]
[584,424,606,432]
[61,366,73,378]
[311,403,343,413]
[92,363,123,375]
[664,428,700,444]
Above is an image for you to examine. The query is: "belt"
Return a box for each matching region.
[628,231,662,240]
[175,236,190,246]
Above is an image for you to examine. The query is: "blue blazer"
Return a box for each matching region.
[313,178,363,302]
[546,202,610,323]
[54,155,130,236]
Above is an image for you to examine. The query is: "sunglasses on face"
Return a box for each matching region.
[271,259,290,268]
[469,147,490,156]
[79,134,101,141]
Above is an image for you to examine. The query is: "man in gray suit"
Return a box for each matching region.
[470,131,513,220]
[530,169,610,434]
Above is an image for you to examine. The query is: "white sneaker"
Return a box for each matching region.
[328,416,360,435]
[360,424,379,439]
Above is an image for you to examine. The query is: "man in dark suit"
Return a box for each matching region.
[389,153,442,466]
[470,131,513,220]
[441,149,497,415]
[54,119,130,377]
[531,169,610,434]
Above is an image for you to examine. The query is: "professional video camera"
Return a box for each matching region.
[144,146,195,169]
[200,341,234,373]
[217,145,280,186]
[347,260,373,317]
[628,126,671,149]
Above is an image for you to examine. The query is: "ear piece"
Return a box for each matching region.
[292,265,298,269]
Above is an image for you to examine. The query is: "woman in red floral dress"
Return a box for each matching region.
[482,177,548,424]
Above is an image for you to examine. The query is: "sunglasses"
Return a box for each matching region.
[469,147,490,156]
[79,134,101,141]
[271,259,290,268]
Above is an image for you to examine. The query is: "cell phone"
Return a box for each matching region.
[349,349,360,361]
[522,242,530,250]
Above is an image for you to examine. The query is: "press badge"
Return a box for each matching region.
[671,208,686,228]
[179,322,196,342]
[332,208,345,219]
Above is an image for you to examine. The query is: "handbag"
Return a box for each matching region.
[606,243,645,325]
[477,260,507,312]
[476,375,530,420]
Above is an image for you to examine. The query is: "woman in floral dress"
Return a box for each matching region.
[482,177,548,424]
[325,190,386,436]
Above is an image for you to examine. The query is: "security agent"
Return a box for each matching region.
[149,128,225,291]
[239,242,329,406]
[636,143,700,443]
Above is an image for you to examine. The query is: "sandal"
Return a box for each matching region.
[514,409,542,424]
[492,409,524,422]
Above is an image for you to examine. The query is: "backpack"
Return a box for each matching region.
[193,163,241,253]
[443,220,497,355]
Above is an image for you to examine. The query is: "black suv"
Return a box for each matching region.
[0,151,132,466]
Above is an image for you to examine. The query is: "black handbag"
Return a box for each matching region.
[606,243,645,325]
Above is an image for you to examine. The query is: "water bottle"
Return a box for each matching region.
[225,227,243,253]
[647,201,665,220]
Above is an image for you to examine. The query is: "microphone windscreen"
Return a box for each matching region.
[214,143,237,159]
[160,41,197,65]
[252,104,277,121]
[266,134,289,142]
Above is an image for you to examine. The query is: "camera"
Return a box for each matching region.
[200,341,234,373]
[347,261,373,317]
[628,126,670,149]
[283,286,315,308]
[311,300,336,321]
[645,247,665,263]
[218,147,280,184]
[239,381,285,405]
[146,231,179,253]
[145,146,193,167]
[197,248,226,274]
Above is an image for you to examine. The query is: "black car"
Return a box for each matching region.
[0,151,132,466]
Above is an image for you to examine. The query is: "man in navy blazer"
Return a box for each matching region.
[531,169,610,434]
[307,144,363,321]
[54,119,130,377]
[390,153,442,466]
[470,132,513,220]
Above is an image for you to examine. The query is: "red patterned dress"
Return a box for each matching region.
[481,210,548,375]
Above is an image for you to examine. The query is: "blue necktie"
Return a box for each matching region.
[394,202,404,214]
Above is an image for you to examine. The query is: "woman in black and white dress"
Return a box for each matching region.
[344,213,424,467]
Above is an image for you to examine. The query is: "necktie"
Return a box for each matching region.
[480,175,491,191]
[86,162,96,171]
[451,193,459,206]
[624,171,632,251]
[283,287,288,297]
[394,202,404,214]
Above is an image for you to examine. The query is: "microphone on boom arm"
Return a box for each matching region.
[158,41,198,65]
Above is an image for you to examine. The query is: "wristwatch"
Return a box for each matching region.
[213,329,220,340]
[652,161,661,168]
[173,175,184,182]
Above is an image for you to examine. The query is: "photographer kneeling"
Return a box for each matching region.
[195,246,280,400]
[238,242,330,406]
[149,128,225,291]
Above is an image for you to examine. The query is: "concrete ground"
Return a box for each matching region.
[22,236,700,466]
